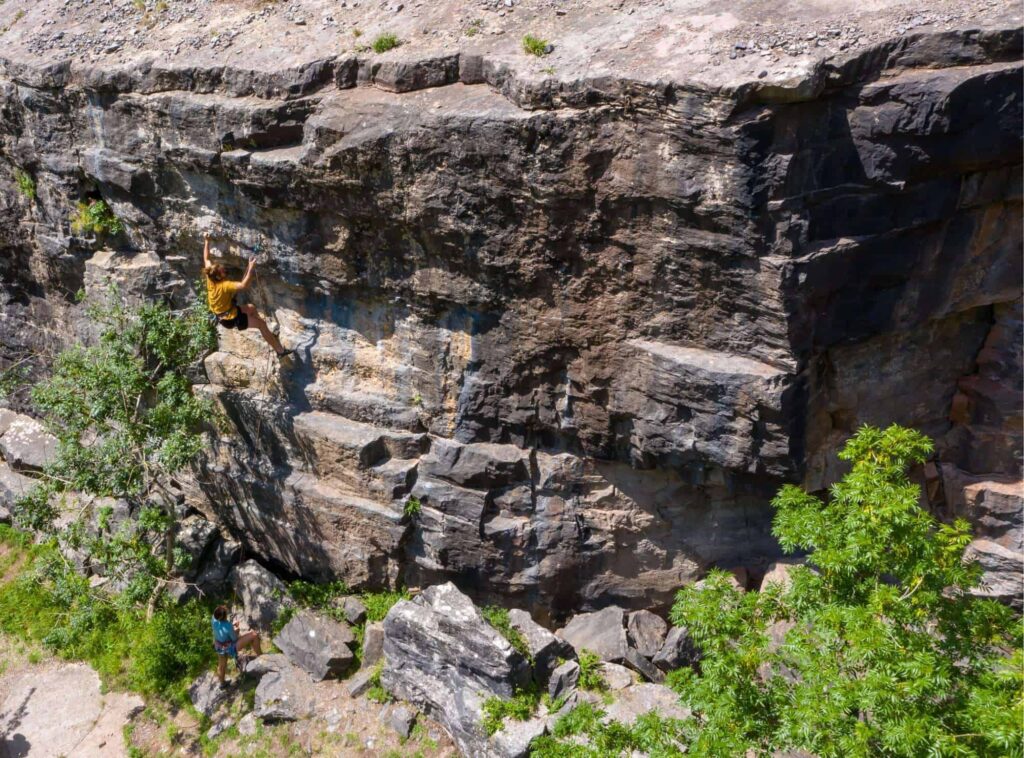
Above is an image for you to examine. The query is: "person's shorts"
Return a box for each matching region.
[214,640,238,657]
[219,311,249,331]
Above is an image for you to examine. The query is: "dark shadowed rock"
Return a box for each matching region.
[230,560,294,633]
[557,607,628,663]
[624,646,666,683]
[508,608,574,682]
[652,627,701,672]
[382,704,417,739]
[347,668,376,697]
[627,610,668,659]
[381,582,531,756]
[273,609,355,680]
[189,671,232,718]
[334,595,367,626]
[547,660,579,701]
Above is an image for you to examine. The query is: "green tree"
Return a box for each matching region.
[669,424,1022,758]
[14,292,216,602]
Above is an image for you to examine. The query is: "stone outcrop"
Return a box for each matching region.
[381,583,531,756]
[0,0,1019,621]
[231,560,295,632]
[248,654,317,722]
[557,607,628,663]
[273,609,356,680]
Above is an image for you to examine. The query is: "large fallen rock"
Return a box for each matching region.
[0,460,35,511]
[273,609,356,680]
[508,608,574,683]
[557,607,628,663]
[0,413,57,472]
[189,671,232,718]
[626,610,668,659]
[652,626,701,672]
[381,582,531,757]
[230,560,294,632]
[603,683,691,726]
[965,539,1024,610]
[249,654,317,722]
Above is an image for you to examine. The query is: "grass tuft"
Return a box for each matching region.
[522,34,550,57]
[371,32,401,53]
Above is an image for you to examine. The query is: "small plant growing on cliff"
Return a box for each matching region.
[371,32,401,53]
[666,424,1023,758]
[361,588,410,622]
[481,685,541,735]
[522,34,550,57]
[482,605,531,660]
[464,18,483,37]
[575,648,607,692]
[70,199,124,237]
[14,169,35,201]
[403,495,421,520]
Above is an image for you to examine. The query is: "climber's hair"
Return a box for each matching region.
[213,605,229,621]
[205,264,227,283]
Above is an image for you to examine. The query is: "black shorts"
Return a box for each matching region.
[219,311,249,330]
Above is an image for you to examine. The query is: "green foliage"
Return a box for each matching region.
[14,169,35,201]
[464,18,483,36]
[371,32,400,53]
[522,34,550,57]
[668,424,1023,758]
[481,605,531,660]
[0,526,214,698]
[481,685,540,735]
[15,293,215,540]
[70,199,124,237]
[403,495,421,520]
[287,579,349,609]
[531,701,689,757]
[576,648,607,692]
[365,660,393,703]
[361,589,410,622]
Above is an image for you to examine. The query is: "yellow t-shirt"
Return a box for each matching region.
[206,278,240,320]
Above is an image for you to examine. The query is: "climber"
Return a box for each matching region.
[202,232,295,359]
[212,605,263,684]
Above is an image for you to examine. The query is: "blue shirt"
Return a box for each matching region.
[212,618,237,644]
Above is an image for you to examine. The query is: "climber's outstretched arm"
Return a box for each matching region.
[202,232,212,269]
[237,258,257,291]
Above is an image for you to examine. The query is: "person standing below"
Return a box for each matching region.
[211,605,263,684]
[202,232,294,359]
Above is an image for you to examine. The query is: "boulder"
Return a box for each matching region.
[381,582,531,757]
[652,626,700,672]
[490,716,547,758]
[382,704,417,739]
[273,609,355,680]
[603,683,691,726]
[598,662,636,691]
[0,414,56,472]
[175,516,219,572]
[626,610,667,659]
[335,595,367,625]
[346,668,376,697]
[508,608,574,682]
[360,621,385,669]
[623,646,665,683]
[206,717,234,740]
[189,671,232,718]
[230,560,294,632]
[250,654,317,721]
[759,559,805,592]
[557,607,628,663]
[547,660,579,701]
[0,461,35,510]
[237,712,258,736]
[965,539,1024,610]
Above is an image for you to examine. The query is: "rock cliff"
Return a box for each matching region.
[0,0,1020,618]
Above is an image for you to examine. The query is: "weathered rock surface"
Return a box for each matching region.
[508,608,574,682]
[627,610,669,659]
[249,654,317,722]
[0,413,56,472]
[381,582,530,757]
[603,683,691,726]
[230,560,294,632]
[273,609,356,680]
[653,627,701,672]
[558,607,628,663]
[0,0,1020,622]
[548,660,580,701]
[189,671,232,719]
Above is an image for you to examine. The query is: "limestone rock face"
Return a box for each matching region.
[558,607,628,663]
[0,5,1020,618]
[273,609,356,680]
[381,582,531,757]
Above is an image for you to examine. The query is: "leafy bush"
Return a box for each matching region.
[576,648,606,692]
[14,169,35,201]
[531,701,689,757]
[70,199,124,237]
[371,32,400,53]
[481,605,530,659]
[365,661,393,703]
[287,579,349,609]
[522,34,550,57]
[481,686,540,735]
[403,495,421,520]
[668,424,1023,758]
[361,589,410,622]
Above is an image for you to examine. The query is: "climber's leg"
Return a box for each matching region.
[239,304,285,355]
[216,654,227,684]
[237,631,262,656]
